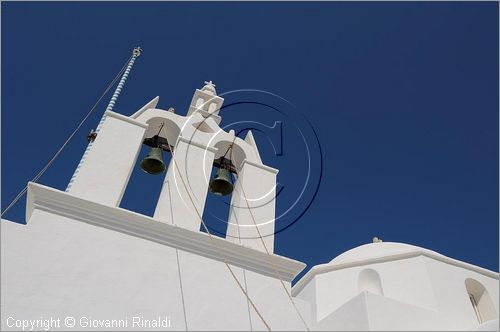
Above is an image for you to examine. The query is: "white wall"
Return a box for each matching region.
[68,112,147,207]
[294,254,499,331]
[299,256,438,323]
[227,160,278,253]
[423,256,499,330]
[154,137,216,231]
[1,209,309,331]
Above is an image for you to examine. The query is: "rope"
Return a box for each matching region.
[1,52,134,218]
[215,135,309,329]
[230,147,311,331]
[231,207,254,331]
[174,248,189,331]
[242,269,254,331]
[168,147,272,331]
[168,180,189,331]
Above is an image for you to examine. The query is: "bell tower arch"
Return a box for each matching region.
[66,81,279,253]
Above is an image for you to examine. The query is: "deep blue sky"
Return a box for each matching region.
[2,2,498,281]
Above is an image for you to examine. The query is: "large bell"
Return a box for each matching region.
[140,147,166,175]
[209,167,233,196]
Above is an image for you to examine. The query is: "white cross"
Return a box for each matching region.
[204,80,216,88]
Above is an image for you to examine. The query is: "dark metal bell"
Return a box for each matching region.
[140,147,166,175]
[209,167,233,196]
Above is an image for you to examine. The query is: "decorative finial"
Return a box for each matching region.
[202,80,217,95]
[372,237,383,243]
[133,47,142,57]
[204,80,216,88]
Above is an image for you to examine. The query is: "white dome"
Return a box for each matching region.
[329,242,444,265]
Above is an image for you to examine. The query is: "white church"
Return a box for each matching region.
[1,61,498,331]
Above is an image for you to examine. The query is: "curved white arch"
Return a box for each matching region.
[465,278,498,323]
[358,268,384,296]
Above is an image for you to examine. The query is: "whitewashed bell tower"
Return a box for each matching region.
[66,81,278,252]
[1,81,310,331]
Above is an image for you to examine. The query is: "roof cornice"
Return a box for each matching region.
[292,250,499,296]
[26,183,305,282]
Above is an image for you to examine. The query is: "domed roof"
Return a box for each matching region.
[329,242,444,265]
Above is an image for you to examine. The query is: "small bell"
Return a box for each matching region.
[209,166,233,196]
[140,147,166,175]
